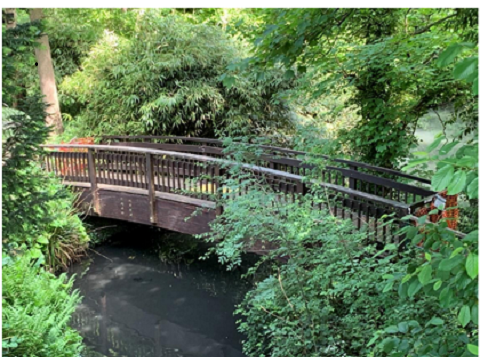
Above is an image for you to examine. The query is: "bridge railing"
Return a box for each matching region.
[98,136,435,205]
[42,144,429,243]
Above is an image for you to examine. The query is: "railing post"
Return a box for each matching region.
[87,148,100,214]
[146,152,157,224]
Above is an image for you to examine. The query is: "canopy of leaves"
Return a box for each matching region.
[232,8,478,168]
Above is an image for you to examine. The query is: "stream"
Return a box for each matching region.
[69,225,251,357]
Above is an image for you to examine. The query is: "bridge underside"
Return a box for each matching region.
[72,183,216,235]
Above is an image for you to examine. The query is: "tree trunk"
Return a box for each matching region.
[4,8,17,29]
[29,8,63,135]
[4,9,19,108]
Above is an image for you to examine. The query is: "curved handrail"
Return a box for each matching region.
[99,135,432,185]
[41,144,303,181]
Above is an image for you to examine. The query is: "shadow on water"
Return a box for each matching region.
[69,223,253,357]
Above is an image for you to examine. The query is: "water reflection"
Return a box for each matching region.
[70,229,250,357]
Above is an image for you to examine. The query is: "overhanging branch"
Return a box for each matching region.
[412,12,457,35]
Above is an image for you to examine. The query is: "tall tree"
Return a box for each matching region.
[29,8,63,134]
[4,8,17,29]
[231,8,478,168]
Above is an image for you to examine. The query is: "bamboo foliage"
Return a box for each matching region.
[61,14,293,138]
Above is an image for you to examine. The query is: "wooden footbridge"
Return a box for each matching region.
[42,136,437,241]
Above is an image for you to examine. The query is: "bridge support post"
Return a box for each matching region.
[145,152,157,224]
[87,148,100,214]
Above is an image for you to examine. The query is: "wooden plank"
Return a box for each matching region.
[84,183,216,208]
[154,198,215,234]
[96,190,215,234]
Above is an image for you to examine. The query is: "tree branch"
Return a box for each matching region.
[412,13,457,35]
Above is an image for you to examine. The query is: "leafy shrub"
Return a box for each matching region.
[2,16,43,106]
[2,98,89,270]
[61,14,293,138]
[2,16,87,357]
[2,256,83,357]
[3,24,89,269]
[196,137,478,356]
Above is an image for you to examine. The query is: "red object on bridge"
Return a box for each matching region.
[415,190,459,230]
[59,137,94,152]
[59,137,94,176]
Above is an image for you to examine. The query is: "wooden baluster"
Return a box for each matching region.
[145,152,157,224]
[71,152,77,181]
[166,158,171,192]
[170,159,176,192]
[215,164,223,215]
[75,152,80,181]
[160,157,166,192]
[112,153,118,185]
[54,152,60,177]
[45,153,50,173]
[177,160,181,192]
[88,148,100,214]
[349,165,357,191]
[134,154,139,188]
[105,153,110,184]
[139,154,144,188]
[129,153,134,187]
[96,152,102,183]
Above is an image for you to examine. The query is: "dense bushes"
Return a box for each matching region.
[3,21,87,357]
[2,257,83,357]
[60,14,293,138]
[196,138,478,357]
[2,99,89,270]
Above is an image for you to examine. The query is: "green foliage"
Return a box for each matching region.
[44,8,139,80]
[2,19,89,269]
[396,136,478,356]
[2,16,43,106]
[60,14,293,138]
[1,98,88,269]
[234,8,478,168]
[405,134,478,197]
[2,20,87,357]
[194,137,478,356]
[437,42,479,137]
[2,256,83,357]
[2,94,54,236]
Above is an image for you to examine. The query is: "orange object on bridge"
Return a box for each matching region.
[415,190,459,230]
[59,137,94,176]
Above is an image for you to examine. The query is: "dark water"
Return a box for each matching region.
[69,227,251,357]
